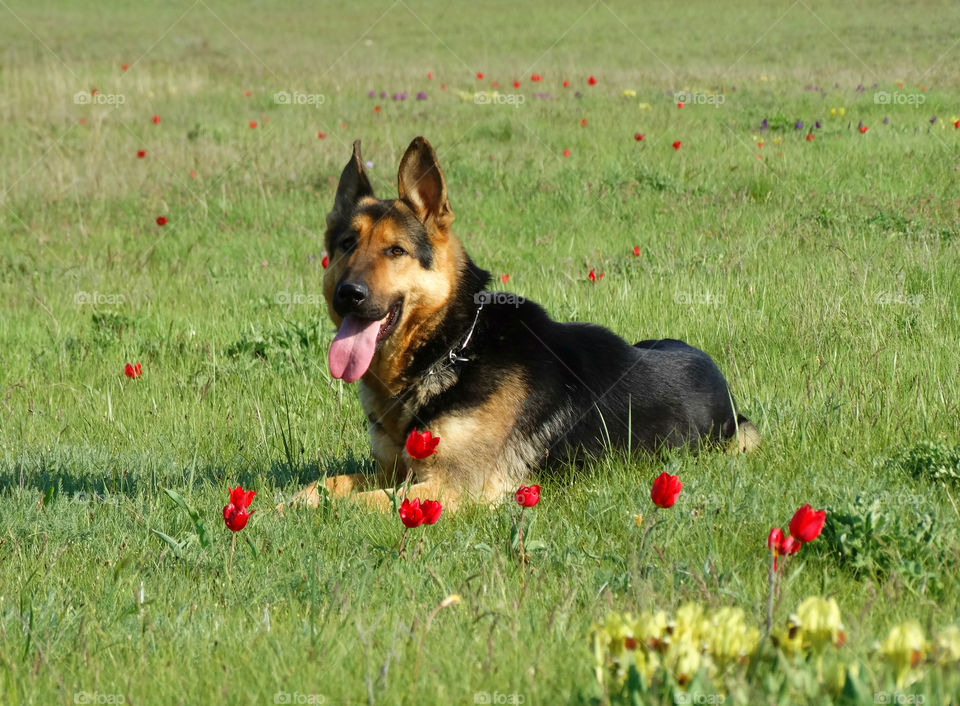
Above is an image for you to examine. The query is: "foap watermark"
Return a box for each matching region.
[875,692,924,705]
[71,491,122,507]
[674,291,726,307]
[674,693,726,705]
[273,692,326,705]
[273,91,326,107]
[674,90,725,107]
[876,490,927,506]
[75,291,126,306]
[276,291,323,306]
[874,91,925,107]
[74,91,126,106]
[474,92,525,107]
[74,693,125,705]
[875,291,924,307]
[475,291,525,308]
[474,692,525,705]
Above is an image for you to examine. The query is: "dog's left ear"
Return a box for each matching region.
[397,137,453,229]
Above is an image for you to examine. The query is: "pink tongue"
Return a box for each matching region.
[328,314,383,383]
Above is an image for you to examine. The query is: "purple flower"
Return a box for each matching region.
[760,118,769,130]
[795,120,803,130]
[930,115,937,124]
[858,120,864,128]
[368,90,376,98]
[883,116,889,124]
[380,91,387,99]
[856,84,864,92]
[416,91,428,100]
[364,160,373,168]
[534,92,552,99]
[815,120,822,129]
[574,91,582,99]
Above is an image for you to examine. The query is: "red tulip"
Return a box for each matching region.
[427,71,433,79]
[515,485,540,507]
[634,133,645,141]
[562,80,569,88]
[476,72,484,80]
[588,269,604,282]
[513,80,520,88]
[321,253,329,268]
[136,150,146,158]
[249,121,258,129]
[953,119,959,129]
[587,76,597,86]
[650,472,682,508]
[399,498,424,528]
[152,115,161,124]
[580,118,588,127]
[317,131,327,139]
[406,428,440,459]
[789,504,826,543]
[124,362,142,379]
[632,246,640,256]
[563,148,571,158]
[677,101,684,109]
[531,74,542,82]
[121,63,129,71]
[501,274,509,283]
[805,133,815,142]
[156,216,168,226]
[223,485,256,532]
[858,125,868,134]
[767,527,785,551]
[243,89,252,97]
[672,140,682,150]
[781,534,800,555]
[421,499,443,525]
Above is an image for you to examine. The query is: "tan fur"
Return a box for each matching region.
[727,419,761,454]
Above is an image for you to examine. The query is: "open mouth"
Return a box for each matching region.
[376,299,403,343]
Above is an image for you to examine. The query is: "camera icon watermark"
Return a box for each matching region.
[75,291,126,306]
[475,291,525,308]
[474,692,525,705]
[474,92,525,108]
[874,91,925,107]
[74,91,126,106]
[273,91,326,107]
[273,692,326,704]
[674,90,725,107]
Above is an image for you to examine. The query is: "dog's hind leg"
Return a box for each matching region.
[726,414,761,454]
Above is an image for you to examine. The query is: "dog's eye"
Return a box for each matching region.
[387,246,407,257]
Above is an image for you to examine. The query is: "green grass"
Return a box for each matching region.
[2,1,960,703]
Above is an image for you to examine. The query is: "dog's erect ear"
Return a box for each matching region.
[397,136,453,229]
[329,140,374,224]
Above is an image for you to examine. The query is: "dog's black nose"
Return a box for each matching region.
[336,281,369,309]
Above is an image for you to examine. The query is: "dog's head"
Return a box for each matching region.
[323,137,466,384]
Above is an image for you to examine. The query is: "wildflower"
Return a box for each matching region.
[406,428,440,459]
[789,504,826,543]
[124,363,142,379]
[223,486,256,532]
[515,485,540,507]
[650,472,682,508]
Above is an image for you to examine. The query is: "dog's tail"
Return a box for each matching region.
[726,413,761,454]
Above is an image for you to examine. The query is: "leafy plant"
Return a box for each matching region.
[878,440,960,488]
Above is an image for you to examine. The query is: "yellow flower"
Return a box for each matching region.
[634,513,644,528]
[621,89,636,98]
[838,107,846,116]
[666,638,703,687]
[674,603,709,648]
[637,102,652,110]
[633,610,669,649]
[932,625,960,664]
[603,611,634,659]
[796,597,845,655]
[631,647,661,685]
[707,607,760,666]
[772,136,782,145]
[830,108,837,116]
[878,621,928,688]
[773,613,805,657]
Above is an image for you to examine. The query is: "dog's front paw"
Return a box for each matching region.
[278,481,323,514]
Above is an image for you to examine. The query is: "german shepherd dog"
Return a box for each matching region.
[291,137,758,512]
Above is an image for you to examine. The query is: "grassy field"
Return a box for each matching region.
[2,1,960,704]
